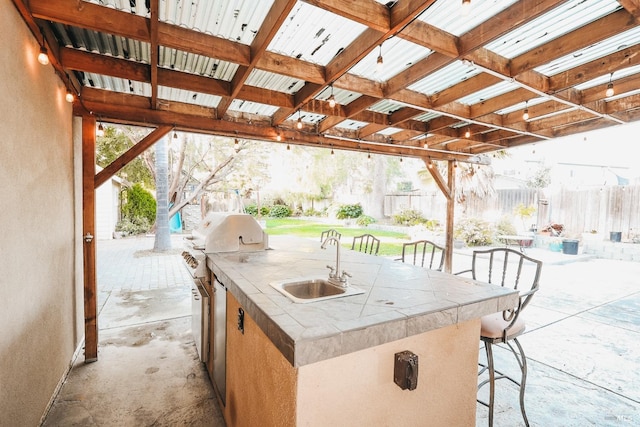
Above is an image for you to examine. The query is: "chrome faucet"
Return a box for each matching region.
[321,236,351,287]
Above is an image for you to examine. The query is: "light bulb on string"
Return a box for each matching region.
[65,91,74,103]
[376,44,384,74]
[328,85,336,108]
[522,101,529,121]
[605,73,615,97]
[464,128,471,138]
[287,144,290,151]
[276,132,282,142]
[96,122,104,137]
[296,111,303,129]
[38,46,49,65]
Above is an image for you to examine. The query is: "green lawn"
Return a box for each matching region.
[264,218,410,257]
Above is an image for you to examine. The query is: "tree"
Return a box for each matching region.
[96,126,154,187]
[154,136,171,251]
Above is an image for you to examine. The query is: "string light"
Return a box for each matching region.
[605,73,615,97]
[38,46,49,65]
[296,111,303,129]
[522,101,529,121]
[65,90,74,103]
[276,131,282,142]
[173,129,178,139]
[328,85,336,108]
[286,144,290,150]
[368,150,371,160]
[376,44,384,73]
[427,158,433,169]
[234,138,239,145]
[464,128,471,138]
[331,146,334,155]
[96,122,104,137]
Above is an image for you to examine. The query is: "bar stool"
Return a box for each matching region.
[456,247,542,426]
[398,240,445,271]
[351,233,380,255]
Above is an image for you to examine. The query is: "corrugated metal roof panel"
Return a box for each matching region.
[316,86,362,106]
[267,2,366,66]
[228,99,280,116]
[535,26,640,76]
[495,97,548,114]
[285,110,325,125]
[456,81,519,105]
[159,0,273,45]
[409,60,481,95]
[418,0,518,37]
[335,120,368,130]
[377,127,402,136]
[84,0,150,17]
[575,64,640,90]
[415,112,442,122]
[52,23,150,62]
[368,100,406,114]
[158,86,221,108]
[83,73,151,97]
[486,0,620,59]
[158,47,239,81]
[348,37,432,82]
[245,69,305,94]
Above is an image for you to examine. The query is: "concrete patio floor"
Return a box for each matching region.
[42,236,639,426]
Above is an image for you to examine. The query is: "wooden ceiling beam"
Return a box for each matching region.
[30,0,149,41]
[510,8,638,76]
[306,0,391,32]
[431,73,503,108]
[550,47,640,92]
[398,20,460,58]
[217,0,297,118]
[618,0,640,18]
[458,0,572,54]
[386,52,452,95]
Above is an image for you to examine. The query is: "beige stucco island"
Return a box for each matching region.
[204,236,518,426]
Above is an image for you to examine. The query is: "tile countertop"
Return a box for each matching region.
[206,236,518,367]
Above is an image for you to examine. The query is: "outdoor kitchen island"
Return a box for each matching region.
[206,235,518,426]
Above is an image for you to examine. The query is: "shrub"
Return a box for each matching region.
[260,206,270,216]
[455,217,494,246]
[122,184,156,224]
[495,216,517,236]
[392,208,427,226]
[336,203,363,219]
[115,216,152,236]
[269,204,291,218]
[356,215,376,227]
[244,204,258,216]
[303,208,321,217]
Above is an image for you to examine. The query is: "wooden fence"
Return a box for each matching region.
[384,185,640,239]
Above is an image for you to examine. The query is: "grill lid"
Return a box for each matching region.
[193,212,268,253]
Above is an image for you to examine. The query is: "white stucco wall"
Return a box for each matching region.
[0,1,84,425]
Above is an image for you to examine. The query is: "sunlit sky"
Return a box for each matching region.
[504,120,640,170]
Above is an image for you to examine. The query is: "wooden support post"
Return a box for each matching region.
[444,160,456,273]
[82,116,98,362]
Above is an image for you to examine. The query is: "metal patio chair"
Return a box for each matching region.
[398,240,445,271]
[320,229,341,244]
[351,233,380,255]
[456,247,542,427]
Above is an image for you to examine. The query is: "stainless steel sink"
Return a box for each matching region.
[270,277,365,303]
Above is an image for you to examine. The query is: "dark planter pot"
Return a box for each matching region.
[610,231,622,242]
[562,239,579,255]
